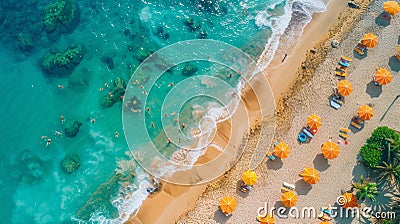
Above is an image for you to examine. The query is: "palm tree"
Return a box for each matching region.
[374,159,400,190]
[353,176,379,202]
[386,135,400,156]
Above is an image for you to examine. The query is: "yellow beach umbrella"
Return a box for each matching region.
[281,191,298,207]
[220,196,237,214]
[321,141,340,159]
[375,68,393,85]
[384,1,400,15]
[300,167,320,184]
[337,80,353,96]
[242,170,258,186]
[257,214,275,224]
[340,193,359,208]
[273,142,290,158]
[306,114,322,130]
[358,105,374,120]
[361,33,378,48]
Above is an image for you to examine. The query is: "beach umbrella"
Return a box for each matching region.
[320,222,330,224]
[281,191,298,207]
[384,1,400,15]
[337,80,353,96]
[300,167,320,184]
[375,68,392,85]
[306,114,322,130]
[273,142,290,158]
[220,196,237,214]
[321,141,340,159]
[340,193,359,208]
[257,214,275,224]
[361,33,378,48]
[358,105,374,120]
[242,170,258,186]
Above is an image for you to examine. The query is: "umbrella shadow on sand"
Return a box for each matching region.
[266,157,283,170]
[295,179,312,195]
[236,180,250,198]
[375,12,391,27]
[313,154,330,172]
[213,209,232,223]
[388,56,400,72]
[366,81,382,98]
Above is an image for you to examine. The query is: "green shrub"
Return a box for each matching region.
[367,126,397,150]
[360,143,382,168]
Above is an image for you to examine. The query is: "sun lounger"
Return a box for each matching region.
[319,215,332,221]
[283,182,295,190]
[354,43,366,56]
[335,70,348,77]
[339,132,349,140]
[266,151,276,161]
[351,121,362,129]
[339,56,352,67]
[330,100,341,110]
[332,96,344,105]
[340,128,351,134]
[281,187,291,192]
[302,128,314,138]
[321,207,333,216]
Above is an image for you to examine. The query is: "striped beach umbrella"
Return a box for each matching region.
[375,68,392,85]
[384,1,400,15]
[321,141,340,159]
[337,80,353,96]
[273,142,290,158]
[358,105,374,120]
[361,33,378,48]
[242,170,258,186]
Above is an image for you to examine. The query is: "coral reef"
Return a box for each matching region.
[43,0,80,39]
[181,62,198,76]
[64,120,83,138]
[101,77,126,109]
[16,150,50,185]
[40,44,85,77]
[60,154,80,174]
[16,32,34,51]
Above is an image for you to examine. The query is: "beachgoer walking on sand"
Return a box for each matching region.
[282,53,288,63]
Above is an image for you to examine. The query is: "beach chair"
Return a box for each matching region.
[302,128,314,139]
[266,151,276,161]
[351,116,364,129]
[283,182,295,190]
[354,43,366,56]
[339,132,349,140]
[339,55,352,67]
[396,45,400,60]
[240,181,252,193]
[319,214,332,221]
[330,100,341,110]
[340,128,351,133]
[321,207,333,216]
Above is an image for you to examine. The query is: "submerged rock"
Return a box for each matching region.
[43,0,80,39]
[61,154,80,174]
[64,120,83,138]
[101,76,126,109]
[136,48,153,62]
[17,32,35,51]
[16,150,49,184]
[40,44,85,77]
[181,62,198,76]
[183,18,201,32]
[198,30,207,39]
[101,55,114,70]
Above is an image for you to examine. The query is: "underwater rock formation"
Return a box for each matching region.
[183,18,201,32]
[135,47,153,62]
[155,26,170,40]
[43,0,80,40]
[181,62,198,76]
[40,44,85,77]
[198,30,207,39]
[64,120,83,138]
[60,154,80,174]
[17,32,35,51]
[16,150,49,185]
[101,76,126,109]
[101,55,114,70]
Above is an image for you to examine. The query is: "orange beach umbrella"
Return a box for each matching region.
[358,105,374,120]
[361,33,378,48]
[300,167,320,184]
[384,1,400,15]
[375,68,392,85]
[257,214,275,224]
[337,80,353,96]
[220,196,237,214]
[242,170,258,186]
[307,114,322,130]
[273,142,290,158]
[340,193,359,208]
[281,191,298,207]
[321,141,340,159]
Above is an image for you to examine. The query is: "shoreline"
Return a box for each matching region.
[128,0,377,223]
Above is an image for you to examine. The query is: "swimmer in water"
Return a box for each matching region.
[115,131,119,138]
[105,83,109,88]
[41,135,48,140]
[99,87,104,91]
[46,138,51,147]
[60,115,65,124]
[168,82,174,87]
[151,122,155,128]
[58,85,64,89]
[181,123,186,129]
[54,130,62,136]
[91,118,96,123]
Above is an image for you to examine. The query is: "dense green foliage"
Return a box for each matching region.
[366,126,398,151]
[352,176,379,202]
[360,143,382,168]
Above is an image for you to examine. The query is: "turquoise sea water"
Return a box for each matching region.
[0,0,326,223]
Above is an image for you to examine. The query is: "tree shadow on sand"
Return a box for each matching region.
[366,81,382,98]
[388,56,400,72]
[266,157,283,170]
[295,179,312,195]
[375,12,391,27]
[313,154,330,172]
[213,209,232,223]
[351,163,369,183]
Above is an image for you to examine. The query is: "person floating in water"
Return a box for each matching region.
[91,118,96,123]
[115,131,119,138]
[181,123,186,129]
[46,138,51,147]
[168,82,174,87]
[228,73,233,78]
[60,115,65,124]
[151,122,155,128]
[58,85,64,89]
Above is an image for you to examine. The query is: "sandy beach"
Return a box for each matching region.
[129,0,400,223]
